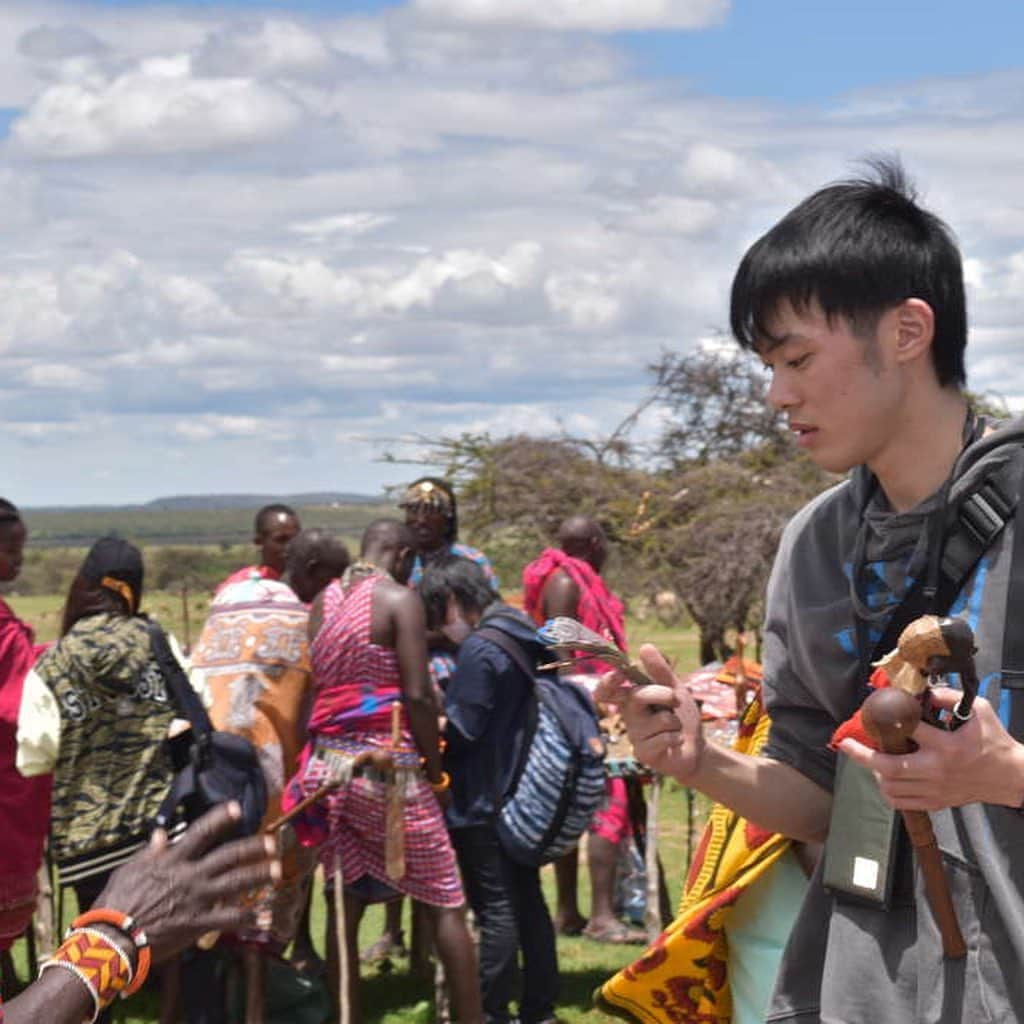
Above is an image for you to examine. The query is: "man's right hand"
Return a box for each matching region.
[98,802,281,964]
[596,644,705,783]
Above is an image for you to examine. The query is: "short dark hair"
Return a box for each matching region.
[255,503,298,535]
[730,157,967,388]
[419,555,499,630]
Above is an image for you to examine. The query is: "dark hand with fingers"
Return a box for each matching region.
[97,802,282,964]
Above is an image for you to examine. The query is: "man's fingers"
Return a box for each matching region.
[637,644,678,688]
[185,906,259,936]
[199,832,277,879]
[169,802,243,862]
[203,860,282,903]
[837,736,878,767]
[630,686,680,715]
[594,670,626,705]
[927,686,963,709]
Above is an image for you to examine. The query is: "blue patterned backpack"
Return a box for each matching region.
[476,625,607,867]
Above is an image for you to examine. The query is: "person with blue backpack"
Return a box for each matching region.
[420,557,572,1024]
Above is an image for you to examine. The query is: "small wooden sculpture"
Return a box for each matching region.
[850,614,981,960]
[860,687,966,959]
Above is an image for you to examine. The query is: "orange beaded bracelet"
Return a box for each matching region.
[41,929,133,1022]
[71,908,152,997]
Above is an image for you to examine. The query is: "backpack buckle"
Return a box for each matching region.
[960,481,1011,546]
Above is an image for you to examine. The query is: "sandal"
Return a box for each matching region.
[581,922,646,944]
[360,933,408,964]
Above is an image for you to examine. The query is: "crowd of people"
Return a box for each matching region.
[0,478,642,1024]
[4,158,1024,1024]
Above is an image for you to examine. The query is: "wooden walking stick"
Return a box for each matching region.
[384,699,406,881]
[860,687,966,959]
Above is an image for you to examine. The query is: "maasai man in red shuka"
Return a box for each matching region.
[523,516,645,944]
[522,516,626,662]
[0,500,51,962]
[282,519,479,1023]
[215,503,301,594]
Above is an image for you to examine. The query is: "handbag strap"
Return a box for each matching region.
[146,620,214,741]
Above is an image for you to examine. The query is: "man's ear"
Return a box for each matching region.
[892,298,935,364]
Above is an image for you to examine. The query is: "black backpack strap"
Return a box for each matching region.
[864,452,1024,673]
[146,620,214,741]
[941,455,1020,590]
[998,490,1024,705]
[476,625,537,686]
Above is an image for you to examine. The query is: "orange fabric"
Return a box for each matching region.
[596,685,790,1024]
[191,577,314,945]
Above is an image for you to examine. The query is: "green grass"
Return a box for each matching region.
[5,595,709,1021]
[10,784,705,1023]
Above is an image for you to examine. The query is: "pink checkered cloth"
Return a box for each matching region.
[286,735,465,908]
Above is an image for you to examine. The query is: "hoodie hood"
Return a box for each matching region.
[478,602,550,667]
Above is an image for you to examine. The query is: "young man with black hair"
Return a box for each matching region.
[422,556,561,1024]
[609,160,1024,1022]
[217,504,301,594]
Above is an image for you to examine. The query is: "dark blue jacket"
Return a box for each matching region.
[443,604,546,830]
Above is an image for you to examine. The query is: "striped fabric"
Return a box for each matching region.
[286,734,464,908]
[307,575,410,738]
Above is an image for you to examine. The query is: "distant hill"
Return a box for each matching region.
[27,492,382,514]
[21,494,391,548]
[143,492,382,511]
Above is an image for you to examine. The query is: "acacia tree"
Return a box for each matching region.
[384,432,651,585]
[649,346,789,466]
[387,346,832,659]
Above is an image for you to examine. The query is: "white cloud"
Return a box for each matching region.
[230,241,543,319]
[611,195,719,236]
[0,270,71,355]
[411,0,728,33]
[195,18,332,78]
[22,362,100,390]
[1,3,1023,505]
[12,53,303,157]
[174,414,292,443]
[545,270,623,330]
[18,23,106,61]
[289,213,395,241]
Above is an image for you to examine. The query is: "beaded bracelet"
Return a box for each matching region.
[71,908,152,997]
[429,771,451,793]
[40,928,133,1022]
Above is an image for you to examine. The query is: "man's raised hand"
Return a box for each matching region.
[596,643,704,782]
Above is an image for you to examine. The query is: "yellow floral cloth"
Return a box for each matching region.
[595,688,791,1023]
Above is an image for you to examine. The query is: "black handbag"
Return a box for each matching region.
[148,621,268,838]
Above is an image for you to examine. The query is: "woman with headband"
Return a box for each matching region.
[16,537,183,1022]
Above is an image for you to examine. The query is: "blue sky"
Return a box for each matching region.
[0,0,1022,504]
[626,1,1024,100]
[80,0,1024,101]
